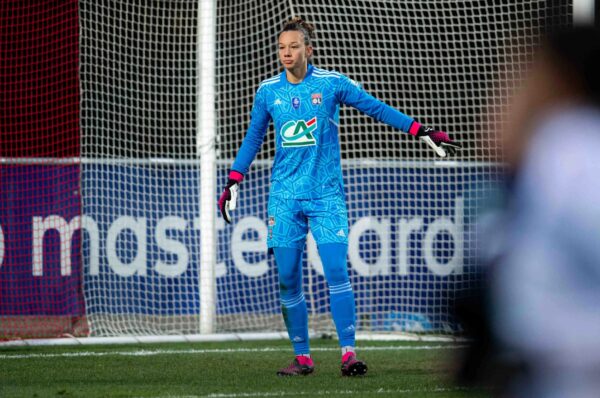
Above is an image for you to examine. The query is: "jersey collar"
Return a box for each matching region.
[281,63,314,85]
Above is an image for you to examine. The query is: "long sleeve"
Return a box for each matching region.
[231,87,271,174]
[336,75,414,133]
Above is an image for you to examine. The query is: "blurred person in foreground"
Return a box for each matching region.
[457,26,600,397]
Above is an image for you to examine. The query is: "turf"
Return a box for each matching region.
[0,339,490,398]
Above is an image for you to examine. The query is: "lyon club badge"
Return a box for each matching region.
[311,93,322,105]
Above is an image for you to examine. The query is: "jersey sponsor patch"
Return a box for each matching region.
[280,117,317,147]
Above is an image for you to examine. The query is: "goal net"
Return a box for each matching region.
[212,0,573,335]
[0,0,573,339]
[0,0,86,339]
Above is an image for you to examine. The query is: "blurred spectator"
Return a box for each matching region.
[456,26,600,397]
[492,25,600,398]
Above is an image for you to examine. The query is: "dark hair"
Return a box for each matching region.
[280,17,315,45]
[544,26,600,104]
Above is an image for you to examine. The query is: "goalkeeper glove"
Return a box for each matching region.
[218,170,244,224]
[409,121,461,157]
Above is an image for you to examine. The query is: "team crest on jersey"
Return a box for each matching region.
[311,93,322,105]
[291,97,300,109]
[280,117,317,147]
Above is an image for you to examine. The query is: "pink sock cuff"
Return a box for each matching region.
[342,352,355,362]
[228,170,244,182]
[409,121,421,136]
[296,355,313,366]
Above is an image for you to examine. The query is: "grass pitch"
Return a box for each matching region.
[0,339,490,397]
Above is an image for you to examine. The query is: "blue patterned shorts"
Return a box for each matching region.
[267,194,349,249]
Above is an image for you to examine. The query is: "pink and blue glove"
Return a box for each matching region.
[218,170,244,224]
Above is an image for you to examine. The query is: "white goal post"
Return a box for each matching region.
[198,0,218,335]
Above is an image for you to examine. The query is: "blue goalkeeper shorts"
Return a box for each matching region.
[267,193,349,250]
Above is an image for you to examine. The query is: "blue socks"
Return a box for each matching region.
[274,243,356,354]
[274,247,309,355]
[318,243,356,348]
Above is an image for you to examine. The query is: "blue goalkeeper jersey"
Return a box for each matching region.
[231,64,415,199]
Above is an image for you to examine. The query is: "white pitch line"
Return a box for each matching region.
[0,344,466,360]
[134,387,470,398]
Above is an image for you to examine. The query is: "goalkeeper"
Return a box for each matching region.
[218,17,460,377]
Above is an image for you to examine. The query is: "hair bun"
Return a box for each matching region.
[281,16,315,43]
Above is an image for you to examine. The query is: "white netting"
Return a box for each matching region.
[0,0,84,339]
[73,0,573,337]
[79,0,200,335]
